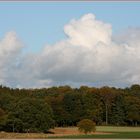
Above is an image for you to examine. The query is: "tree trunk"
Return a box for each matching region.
[135,121,137,126]
[105,103,108,125]
[13,121,15,132]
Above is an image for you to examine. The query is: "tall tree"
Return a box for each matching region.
[3,98,54,132]
[124,96,140,126]
[110,94,125,125]
[99,87,116,125]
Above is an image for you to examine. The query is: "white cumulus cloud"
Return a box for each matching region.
[0,31,23,86]
[0,13,140,88]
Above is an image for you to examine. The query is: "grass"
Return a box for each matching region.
[1,126,140,139]
[48,126,140,139]
[96,126,140,132]
[0,132,49,139]
[48,132,140,139]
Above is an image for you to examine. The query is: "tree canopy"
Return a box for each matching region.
[0,84,140,132]
[77,119,96,134]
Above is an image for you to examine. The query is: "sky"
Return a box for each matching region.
[0,2,140,88]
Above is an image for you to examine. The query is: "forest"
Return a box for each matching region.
[0,84,140,133]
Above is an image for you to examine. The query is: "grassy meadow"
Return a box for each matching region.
[1,126,140,139]
[48,126,140,139]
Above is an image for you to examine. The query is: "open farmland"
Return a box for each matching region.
[1,126,140,139]
[48,126,140,139]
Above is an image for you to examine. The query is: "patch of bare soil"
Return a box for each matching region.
[0,127,112,138]
[48,127,111,136]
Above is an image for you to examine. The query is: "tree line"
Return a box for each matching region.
[0,84,140,132]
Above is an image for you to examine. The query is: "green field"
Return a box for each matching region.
[1,126,140,139]
[49,126,140,139]
[48,132,140,139]
[97,126,140,132]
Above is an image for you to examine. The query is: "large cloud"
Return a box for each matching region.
[0,31,23,87]
[0,13,140,88]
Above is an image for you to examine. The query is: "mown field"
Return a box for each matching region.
[1,126,140,139]
[49,126,140,139]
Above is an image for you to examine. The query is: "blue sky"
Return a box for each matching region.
[0,2,140,88]
[0,2,140,53]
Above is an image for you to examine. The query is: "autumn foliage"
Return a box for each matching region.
[0,84,140,132]
[77,119,96,134]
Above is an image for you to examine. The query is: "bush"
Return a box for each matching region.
[77,119,96,134]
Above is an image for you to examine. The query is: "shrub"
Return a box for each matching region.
[77,119,96,134]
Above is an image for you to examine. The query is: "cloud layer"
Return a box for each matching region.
[0,13,140,88]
